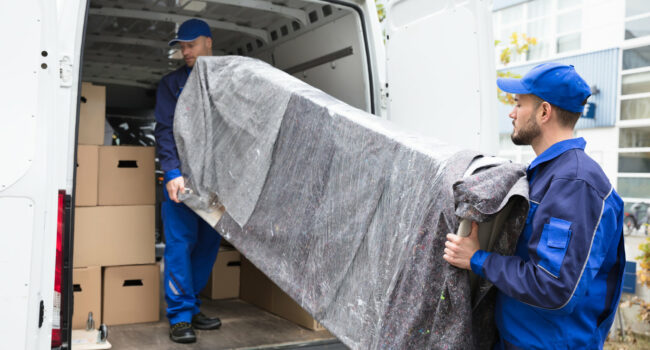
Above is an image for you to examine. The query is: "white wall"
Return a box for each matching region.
[576,127,619,186]
[582,0,625,51]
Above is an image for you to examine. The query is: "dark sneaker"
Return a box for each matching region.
[191,312,222,330]
[170,322,196,343]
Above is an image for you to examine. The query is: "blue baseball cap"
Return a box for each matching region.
[497,63,591,113]
[168,19,212,46]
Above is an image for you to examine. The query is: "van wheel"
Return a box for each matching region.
[624,216,636,236]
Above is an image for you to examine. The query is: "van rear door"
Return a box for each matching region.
[384,0,497,153]
[0,0,87,348]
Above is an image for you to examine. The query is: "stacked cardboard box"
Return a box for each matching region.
[239,258,324,331]
[201,247,241,300]
[73,82,159,328]
[77,82,106,146]
[200,249,324,331]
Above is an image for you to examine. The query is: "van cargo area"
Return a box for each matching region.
[72,0,375,348]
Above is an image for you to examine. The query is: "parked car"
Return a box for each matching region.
[624,201,650,236]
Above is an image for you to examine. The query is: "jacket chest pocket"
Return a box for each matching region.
[536,217,572,278]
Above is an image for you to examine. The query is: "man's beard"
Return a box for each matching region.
[511,115,541,145]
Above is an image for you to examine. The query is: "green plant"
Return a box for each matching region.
[496,32,537,105]
[376,0,386,22]
[621,237,650,324]
[639,237,650,288]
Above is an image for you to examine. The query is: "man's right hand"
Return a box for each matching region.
[166,176,185,203]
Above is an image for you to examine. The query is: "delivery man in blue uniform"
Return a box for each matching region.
[154,18,222,344]
[443,63,625,349]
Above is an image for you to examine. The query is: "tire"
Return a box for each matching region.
[624,216,636,236]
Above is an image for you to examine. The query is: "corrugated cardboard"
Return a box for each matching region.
[73,206,155,267]
[240,258,324,331]
[78,82,106,145]
[239,257,273,311]
[271,283,324,331]
[102,264,160,325]
[72,266,101,329]
[201,248,241,300]
[98,146,155,206]
[75,145,99,207]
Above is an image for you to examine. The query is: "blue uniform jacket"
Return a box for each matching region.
[470,138,625,349]
[154,65,192,183]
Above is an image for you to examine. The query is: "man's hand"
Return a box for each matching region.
[443,221,480,270]
[166,177,185,203]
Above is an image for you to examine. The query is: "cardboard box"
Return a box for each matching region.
[75,145,99,207]
[73,206,155,267]
[98,146,155,206]
[102,264,160,325]
[201,248,241,300]
[240,258,324,331]
[78,82,106,145]
[72,266,101,329]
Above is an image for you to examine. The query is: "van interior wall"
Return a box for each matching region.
[254,13,370,112]
[106,85,156,111]
[100,11,369,115]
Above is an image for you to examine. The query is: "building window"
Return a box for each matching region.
[493,0,583,65]
[625,0,650,40]
[619,42,650,214]
[555,3,582,54]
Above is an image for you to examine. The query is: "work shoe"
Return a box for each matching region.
[192,312,222,330]
[170,322,196,343]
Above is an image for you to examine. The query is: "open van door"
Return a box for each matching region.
[384,0,497,154]
[0,0,87,348]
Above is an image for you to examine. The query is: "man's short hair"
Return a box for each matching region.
[531,95,584,129]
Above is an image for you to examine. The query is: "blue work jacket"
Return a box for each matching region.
[470,138,625,349]
[154,65,192,183]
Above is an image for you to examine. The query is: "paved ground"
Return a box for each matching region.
[605,332,650,350]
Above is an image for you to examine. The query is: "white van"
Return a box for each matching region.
[0,0,497,348]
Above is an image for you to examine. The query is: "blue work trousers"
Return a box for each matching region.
[162,187,221,325]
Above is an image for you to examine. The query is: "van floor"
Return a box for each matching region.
[107,298,346,350]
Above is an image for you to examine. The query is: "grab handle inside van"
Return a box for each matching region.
[73,284,82,292]
[227,261,241,267]
[123,279,143,287]
[118,160,138,168]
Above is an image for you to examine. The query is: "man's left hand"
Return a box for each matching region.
[443,221,480,270]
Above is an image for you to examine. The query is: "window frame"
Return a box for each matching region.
[624,3,650,42]
[493,0,584,66]
[618,35,650,205]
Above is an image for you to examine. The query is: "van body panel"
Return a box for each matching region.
[385,0,497,153]
[1,0,58,348]
[0,198,36,347]
[0,0,39,190]
[1,0,87,348]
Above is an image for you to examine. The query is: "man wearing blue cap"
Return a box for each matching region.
[154,18,223,343]
[444,63,625,349]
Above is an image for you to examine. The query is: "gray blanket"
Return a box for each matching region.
[174,56,529,349]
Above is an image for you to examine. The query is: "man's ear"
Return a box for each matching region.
[205,37,213,49]
[539,101,552,124]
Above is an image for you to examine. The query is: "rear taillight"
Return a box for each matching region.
[51,190,65,347]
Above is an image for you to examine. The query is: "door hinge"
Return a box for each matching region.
[380,83,389,110]
[59,55,73,87]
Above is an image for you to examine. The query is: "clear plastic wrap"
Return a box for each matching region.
[174,56,529,349]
